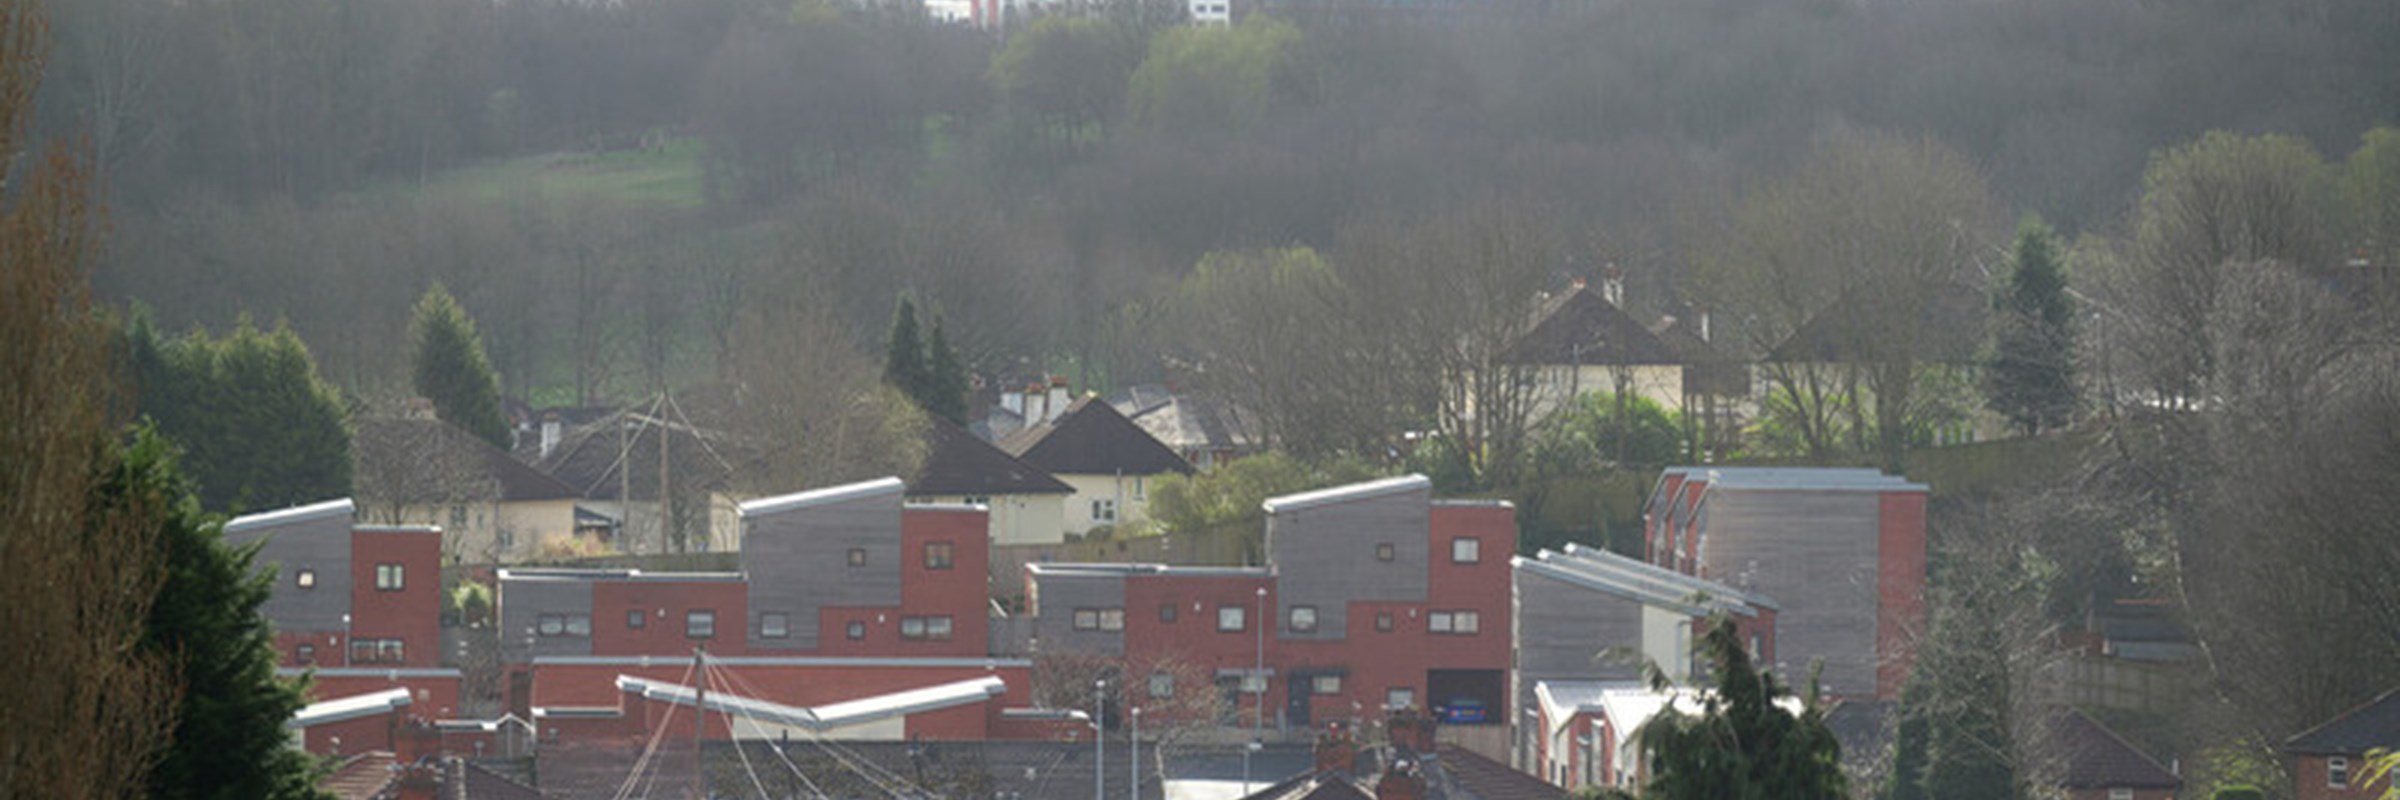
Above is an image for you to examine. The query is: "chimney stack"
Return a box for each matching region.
[1697,307,1712,343]
[1024,383,1046,427]
[1375,760,1426,800]
[1602,263,1626,308]
[539,412,562,460]
[1046,376,1069,423]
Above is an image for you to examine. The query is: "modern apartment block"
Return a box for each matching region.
[1642,467,1928,699]
[1024,475,1515,732]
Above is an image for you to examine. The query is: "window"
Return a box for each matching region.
[1313,675,1342,695]
[2331,756,2350,788]
[1240,673,1267,693]
[1289,606,1318,632]
[1092,499,1117,523]
[350,638,405,664]
[1149,672,1175,699]
[1452,537,1481,564]
[296,644,316,665]
[1376,612,1395,632]
[538,614,564,636]
[847,620,867,640]
[848,548,867,567]
[450,505,468,528]
[1159,604,1178,623]
[901,616,954,640]
[1074,608,1123,631]
[1074,609,1100,631]
[761,613,789,639]
[1099,608,1125,631]
[295,568,316,589]
[627,610,645,629]
[564,614,591,636]
[538,613,590,637]
[924,541,955,570]
[1386,688,1415,709]
[1376,543,1395,562]
[1428,610,1478,635]
[1132,476,1145,500]
[376,563,405,591]
[2108,790,2133,800]
[686,610,715,638]
[1218,606,1246,632]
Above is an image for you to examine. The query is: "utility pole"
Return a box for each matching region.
[1094,679,1107,800]
[1130,706,1141,800]
[692,645,707,800]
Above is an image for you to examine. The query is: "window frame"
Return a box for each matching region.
[760,612,789,639]
[538,614,565,637]
[923,541,955,571]
[1092,498,1118,523]
[1429,611,1454,633]
[1098,608,1125,632]
[1217,605,1246,632]
[296,644,316,665]
[1386,687,1415,709]
[563,614,591,637]
[923,615,953,640]
[2331,756,2350,788]
[1073,608,1101,631]
[1289,605,1319,633]
[1159,604,1178,623]
[686,610,716,639]
[376,563,405,591]
[847,548,867,567]
[846,620,867,640]
[1376,542,1395,562]
[1149,672,1175,699]
[1451,537,1481,564]
[295,567,316,589]
[626,609,645,630]
[1313,675,1342,695]
[1376,611,1395,632]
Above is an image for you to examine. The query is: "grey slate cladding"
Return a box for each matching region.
[740,480,907,651]
[1027,570,1127,656]
[1703,489,1882,696]
[1510,568,1645,731]
[1265,479,1430,642]
[499,575,596,661]
[224,499,354,636]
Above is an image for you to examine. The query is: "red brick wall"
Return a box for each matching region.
[1875,492,1928,700]
[1124,573,1277,725]
[528,660,1035,740]
[304,711,399,756]
[2294,753,2391,800]
[897,508,990,658]
[308,672,465,720]
[276,629,347,667]
[590,578,749,656]
[351,529,442,667]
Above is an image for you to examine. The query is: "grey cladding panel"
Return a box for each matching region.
[1510,569,1645,726]
[498,578,595,661]
[226,513,352,634]
[1702,490,1880,695]
[743,490,904,650]
[1028,573,1126,656]
[1267,486,1429,642]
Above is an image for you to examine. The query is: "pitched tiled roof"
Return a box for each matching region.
[1436,744,1565,800]
[2286,685,2400,755]
[911,420,1073,496]
[2052,708,2182,789]
[534,408,747,501]
[1767,280,1985,364]
[1501,286,1684,367]
[1110,386,1264,455]
[999,397,1193,477]
[356,417,581,502]
[320,751,399,800]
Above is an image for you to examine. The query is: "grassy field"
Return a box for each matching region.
[392,138,709,209]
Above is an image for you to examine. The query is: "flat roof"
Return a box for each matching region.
[533,655,1031,669]
[1557,543,1779,610]
[614,674,1007,731]
[1025,562,1270,579]
[352,525,441,534]
[1261,475,1430,514]
[1659,466,1925,493]
[290,687,410,729]
[497,567,744,583]
[276,667,463,680]
[226,498,354,533]
[738,476,905,518]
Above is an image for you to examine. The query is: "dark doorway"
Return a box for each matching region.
[1426,669,1504,725]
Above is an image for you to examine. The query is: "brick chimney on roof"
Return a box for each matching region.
[1375,759,1427,800]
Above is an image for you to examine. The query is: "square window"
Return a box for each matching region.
[1376,543,1395,562]
[295,568,316,589]
[1074,609,1101,631]
[1092,499,1117,523]
[376,563,405,591]
[925,616,953,640]
[2108,790,2132,800]
[1453,610,1479,634]
[627,609,645,629]
[848,548,867,567]
[1376,612,1395,632]
[379,640,405,662]
[2331,756,2350,788]
[924,541,955,570]
[1313,675,1342,695]
[1159,604,1178,623]
[1386,688,1415,709]
[686,610,715,638]
[1218,606,1246,632]
[847,620,867,640]
[1429,612,1454,633]
[1289,606,1318,632]
[1149,672,1175,699]
[538,614,564,636]
[1099,608,1125,631]
[761,613,789,639]
[901,617,927,639]
[565,614,591,636]
[1452,537,1481,564]
[1240,674,1267,693]
[296,644,316,664]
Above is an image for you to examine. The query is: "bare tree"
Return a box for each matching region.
[719,284,929,495]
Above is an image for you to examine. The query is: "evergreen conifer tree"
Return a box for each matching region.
[410,283,512,449]
[1985,217,2076,436]
[124,316,352,513]
[1634,619,1847,800]
[925,315,971,424]
[112,428,330,800]
[885,297,929,401]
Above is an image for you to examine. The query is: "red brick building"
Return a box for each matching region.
[1025,476,1515,733]
[2285,687,2400,800]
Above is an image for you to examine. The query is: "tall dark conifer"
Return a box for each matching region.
[925,315,970,424]
[885,297,929,400]
[1985,217,2077,436]
[410,283,512,449]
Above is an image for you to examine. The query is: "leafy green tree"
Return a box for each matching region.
[989,17,1139,150]
[117,429,329,800]
[1634,618,1846,800]
[410,282,511,450]
[1538,391,1686,472]
[1125,16,1306,134]
[924,314,970,425]
[2340,127,2400,270]
[1985,217,2076,436]
[1145,452,1380,564]
[123,315,352,513]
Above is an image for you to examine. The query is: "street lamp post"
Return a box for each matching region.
[1094,679,1107,800]
[1130,706,1141,800]
[1246,584,1266,793]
